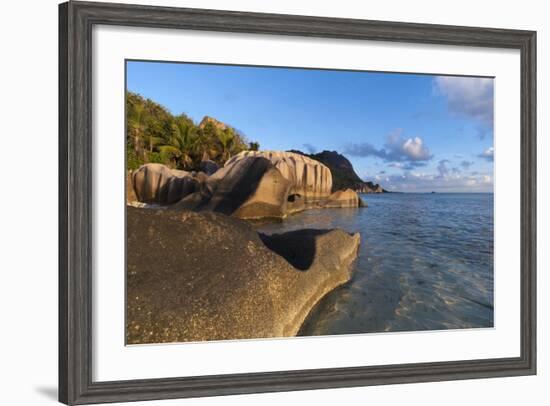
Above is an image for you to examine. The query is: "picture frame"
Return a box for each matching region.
[58,1,537,404]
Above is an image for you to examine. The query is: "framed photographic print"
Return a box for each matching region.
[59,1,536,404]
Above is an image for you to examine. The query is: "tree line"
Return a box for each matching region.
[126,91,259,171]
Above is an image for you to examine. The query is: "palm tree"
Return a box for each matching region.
[145,134,165,154]
[126,91,262,170]
[157,116,199,169]
[127,102,146,156]
[195,123,220,163]
[217,128,236,162]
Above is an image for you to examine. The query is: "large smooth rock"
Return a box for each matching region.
[199,116,229,131]
[171,156,293,219]
[323,188,365,208]
[132,163,200,204]
[126,207,360,343]
[201,156,292,219]
[132,154,366,219]
[225,151,333,202]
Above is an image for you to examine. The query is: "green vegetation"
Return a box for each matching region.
[126,91,258,171]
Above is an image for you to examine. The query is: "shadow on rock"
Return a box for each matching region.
[259,229,332,270]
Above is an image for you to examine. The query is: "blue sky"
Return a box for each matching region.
[127,60,494,192]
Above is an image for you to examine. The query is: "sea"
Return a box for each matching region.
[257,193,494,336]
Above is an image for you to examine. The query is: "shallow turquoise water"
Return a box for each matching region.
[257,193,494,335]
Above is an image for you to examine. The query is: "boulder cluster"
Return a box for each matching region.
[225,151,333,201]
[130,151,365,219]
[126,150,367,343]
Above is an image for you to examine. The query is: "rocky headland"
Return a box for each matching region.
[130,151,367,219]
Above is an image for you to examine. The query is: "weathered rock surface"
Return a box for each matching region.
[126,206,360,343]
[132,150,368,219]
[200,159,219,176]
[170,156,292,219]
[132,163,201,204]
[199,116,229,131]
[323,189,365,208]
[286,193,306,214]
[203,157,292,219]
[225,151,333,202]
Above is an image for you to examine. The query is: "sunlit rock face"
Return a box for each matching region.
[199,115,229,131]
[132,163,201,204]
[131,159,293,219]
[130,151,366,219]
[323,188,365,208]
[201,156,292,220]
[225,151,333,202]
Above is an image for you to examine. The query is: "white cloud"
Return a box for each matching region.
[344,129,432,168]
[380,155,491,192]
[383,171,493,193]
[402,137,430,160]
[434,76,494,136]
[478,146,494,161]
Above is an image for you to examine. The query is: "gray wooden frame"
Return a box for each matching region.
[59,1,537,404]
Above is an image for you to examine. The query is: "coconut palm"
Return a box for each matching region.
[127,102,146,155]
[217,128,237,162]
[126,91,260,170]
[158,116,198,169]
[195,123,221,163]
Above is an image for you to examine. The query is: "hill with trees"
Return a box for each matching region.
[126,91,259,171]
[126,92,386,193]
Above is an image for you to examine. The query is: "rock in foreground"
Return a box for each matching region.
[126,207,360,344]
